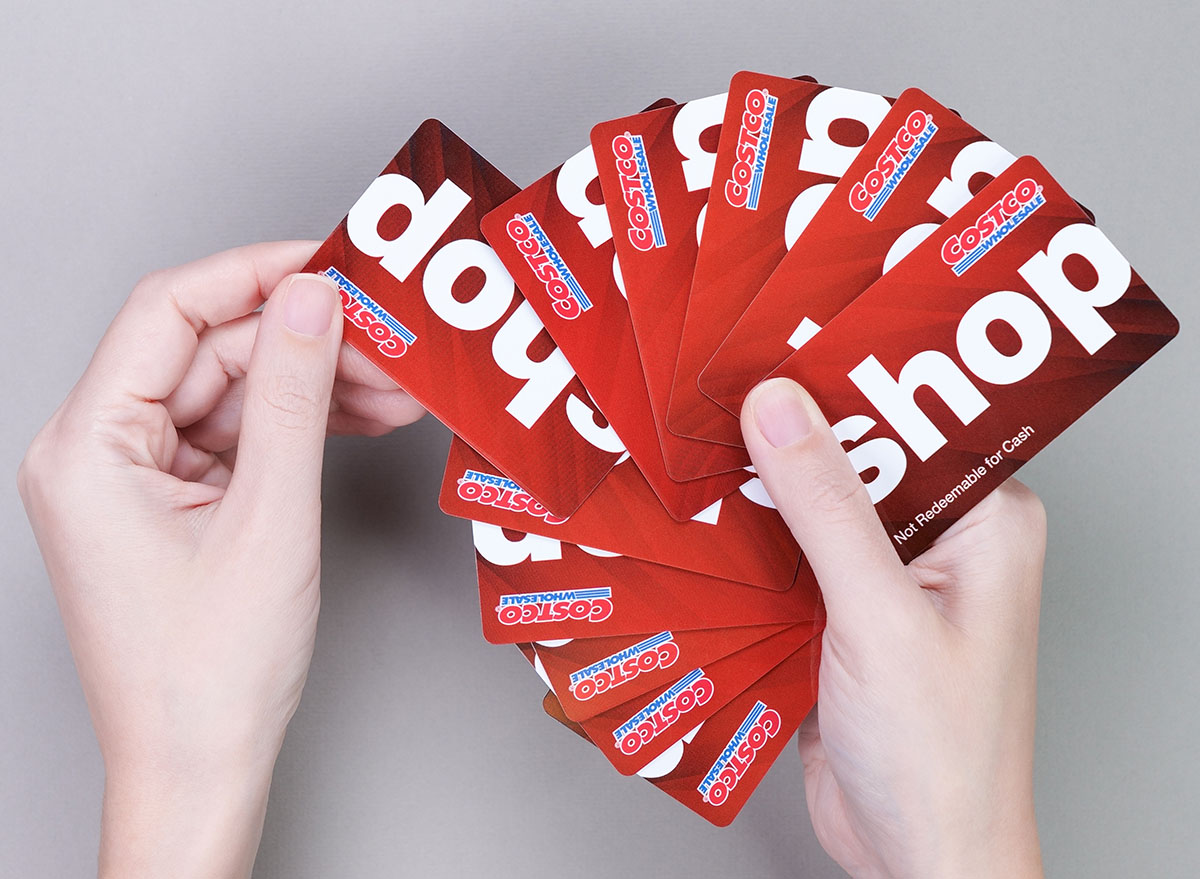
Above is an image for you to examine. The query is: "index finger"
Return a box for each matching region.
[81,240,320,404]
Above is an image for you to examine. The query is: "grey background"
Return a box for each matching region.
[2,1,1197,875]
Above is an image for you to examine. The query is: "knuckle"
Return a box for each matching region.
[17,426,61,505]
[16,444,39,502]
[95,402,174,466]
[261,373,322,430]
[803,463,865,517]
[995,480,1047,546]
[131,267,171,301]
[1020,491,1047,537]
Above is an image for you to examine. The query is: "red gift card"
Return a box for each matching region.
[542,688,591,738]
[571,623,814,775]
[590,96,752,477]
[671,73,893,446]
[442,437,801,589]
[472,522,824,643]
[703,88,1016,414]
[532,622,804,721]
[539,636,821,825]
[642,638,820,825]
[767,156,1178,560]
[479,132,745,521]
[303,119,620,516]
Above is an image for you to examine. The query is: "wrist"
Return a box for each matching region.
[921,808,1043,879]
[99,742,280,879]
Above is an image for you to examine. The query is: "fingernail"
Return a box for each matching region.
[282,275,337,337]
[752,379,813,448]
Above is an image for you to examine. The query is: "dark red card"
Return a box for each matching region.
[571,623,814,775]
[671,73,893,446]
[590,96,753,477]
[540,636,821,825]
[703,88,1016,414]
[643,637,820,825]
[766,156,1179,560]
[533,622,804,721]
[443,437,801,589]
[303,119,620,516]
[472,522,824,643]
[479,132,745,521]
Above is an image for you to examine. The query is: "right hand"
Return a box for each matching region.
[742,378,1045,879]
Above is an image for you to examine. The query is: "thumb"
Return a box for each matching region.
[223,273,343,530]
[741,378,918,629]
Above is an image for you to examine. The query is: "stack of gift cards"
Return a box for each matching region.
[303,71,1178,824]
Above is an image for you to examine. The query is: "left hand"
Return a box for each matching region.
[18,241,423,878]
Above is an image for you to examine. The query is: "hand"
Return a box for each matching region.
[741,378,1045,879]
[18,242,423,878]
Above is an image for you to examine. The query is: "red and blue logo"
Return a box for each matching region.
[505,212,593,319]
[942,177,1045,276]
[697,700,782,806]
[495,588,613,627]
[324,266,417,358]
[849,109,938,221]
[613,669,714,756]
[568,632,679,702]
[725,88,778,210]
[456,469,567,524]
[611,132,667,251]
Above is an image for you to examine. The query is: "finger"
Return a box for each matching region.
[185,385,406,450]
[168,434,234,489]
[163,315,256,427]
[741,378,919,628]
[336,343,403,390]
[220,273,342,531]
[180,376,419,453]
[180,379,247,454]
[166,316,416,429]
[83,241,319,405]
[326,411,399,437]
[332,382,426,428]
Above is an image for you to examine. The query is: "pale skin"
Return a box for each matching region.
[20,242,1045,878]
[742,380,1045,878]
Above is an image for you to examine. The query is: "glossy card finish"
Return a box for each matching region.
[304,119,620,516]
[591,96,752,476]
[571,623,814,775]
[541,637,821,825]
[703,89,1015,413]
[472,522,824,643]
[672,73,892,445]
[442,438,801,589]
[532,622,802,721]
[480,122,745,521]
[766,157,1179,561]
